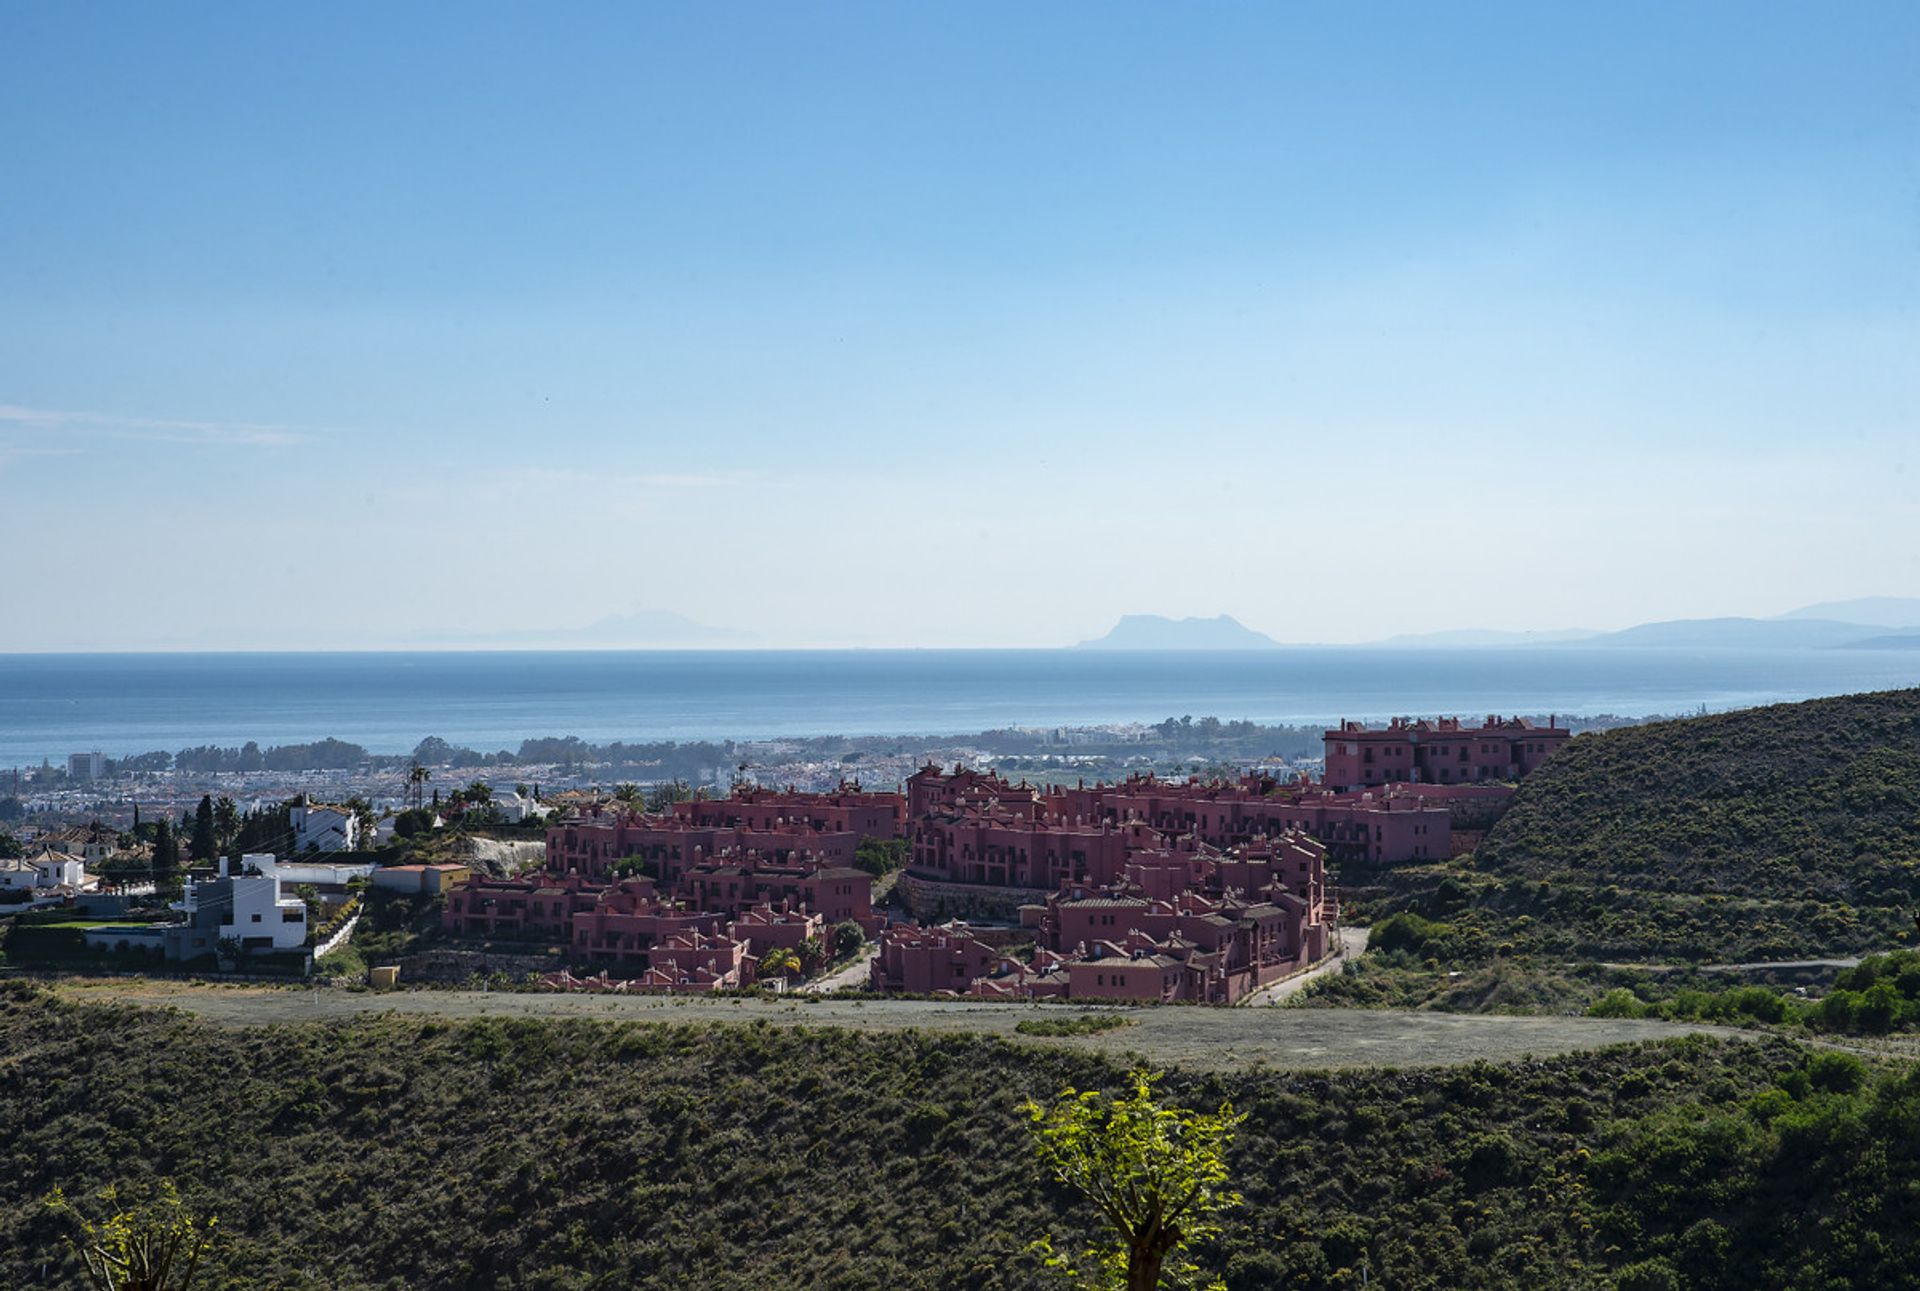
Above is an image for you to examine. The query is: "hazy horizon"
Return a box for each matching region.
[4,3,1917,651]
[3,593,1919,654]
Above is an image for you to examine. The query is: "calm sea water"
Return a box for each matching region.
[0,648,1915,763]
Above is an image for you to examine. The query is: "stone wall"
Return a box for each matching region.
[896,872,1049,924]
[397,948,557,983]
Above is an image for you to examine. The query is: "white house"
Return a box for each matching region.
[290,800,360,853]
[179,854,308,951]
[0,850,94,895]
[488,790,551,824]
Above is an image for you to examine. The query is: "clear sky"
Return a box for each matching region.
[2,2,1916,648]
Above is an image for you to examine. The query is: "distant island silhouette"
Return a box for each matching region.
[1076,614,1282,650]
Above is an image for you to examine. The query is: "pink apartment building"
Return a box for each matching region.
[1322,715,1569,791]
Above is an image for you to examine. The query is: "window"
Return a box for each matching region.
[251,913,262,923]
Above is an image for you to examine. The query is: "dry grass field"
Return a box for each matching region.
[51,977,1746,1070]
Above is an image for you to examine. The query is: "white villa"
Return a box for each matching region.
[176,854,310,952]
[0,850,95,897]
[290,800,360,852]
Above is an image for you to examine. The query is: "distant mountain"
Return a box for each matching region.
[1775,596,1920,629]
[1373,627,1600,648]
[1838,634,1920,651]
[1076,614,1281,650]
[1581,617,1890,649]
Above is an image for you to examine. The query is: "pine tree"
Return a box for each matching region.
[190,795,216,864]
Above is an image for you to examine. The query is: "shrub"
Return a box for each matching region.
[1614,1257,1681,1291]
[1806,1051,1867,1095]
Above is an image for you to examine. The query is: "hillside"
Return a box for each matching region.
[3,983,1916,1291]
[1473,688,1920,960]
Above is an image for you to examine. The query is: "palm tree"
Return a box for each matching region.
[213,797,239,853]
[759,948,802,981]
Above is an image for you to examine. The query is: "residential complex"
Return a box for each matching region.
[27,713,1563,999]
[1322,715,1569,792]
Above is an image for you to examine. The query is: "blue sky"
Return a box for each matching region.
[2,2,1916,648]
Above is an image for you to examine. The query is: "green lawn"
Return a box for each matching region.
[27,920,160,931]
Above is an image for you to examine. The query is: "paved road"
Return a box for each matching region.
[1240,927,1370,1007]
[799,944,879,994]
[53,978,1751,1072]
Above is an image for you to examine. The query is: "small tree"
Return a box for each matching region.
[645,779,695,812]
[831,920,865,960]
[1025,1070,1244,1291]
[46,1180,216,1291]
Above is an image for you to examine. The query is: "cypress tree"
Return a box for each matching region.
[191,795,217,863]
[151,817,177,879]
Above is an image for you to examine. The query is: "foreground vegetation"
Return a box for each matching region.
[5,982,1920,1289]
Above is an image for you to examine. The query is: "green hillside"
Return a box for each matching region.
[1472,688,1920,961]
[5,983,1920,1290]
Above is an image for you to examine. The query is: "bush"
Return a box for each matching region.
[1806,1051,1867,1095]
[1370,913,1449,956]
[1589,988,1646,1019]
[1614,1258,1680,1291]
[1014,1013,1136,1037]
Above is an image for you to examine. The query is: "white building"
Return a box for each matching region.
[67,751,105,781]
[290,800,360,852]
[253,855,377,893]
[0,850,94,895]
[489,790,551,824]
[180,854,308,951]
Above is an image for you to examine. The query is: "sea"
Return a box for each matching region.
[1,647,1917,766]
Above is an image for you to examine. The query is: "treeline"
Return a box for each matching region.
[96,735,740,777]
[471,736,736,777]
[973,717,1325,760]
[107,738,377,775]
